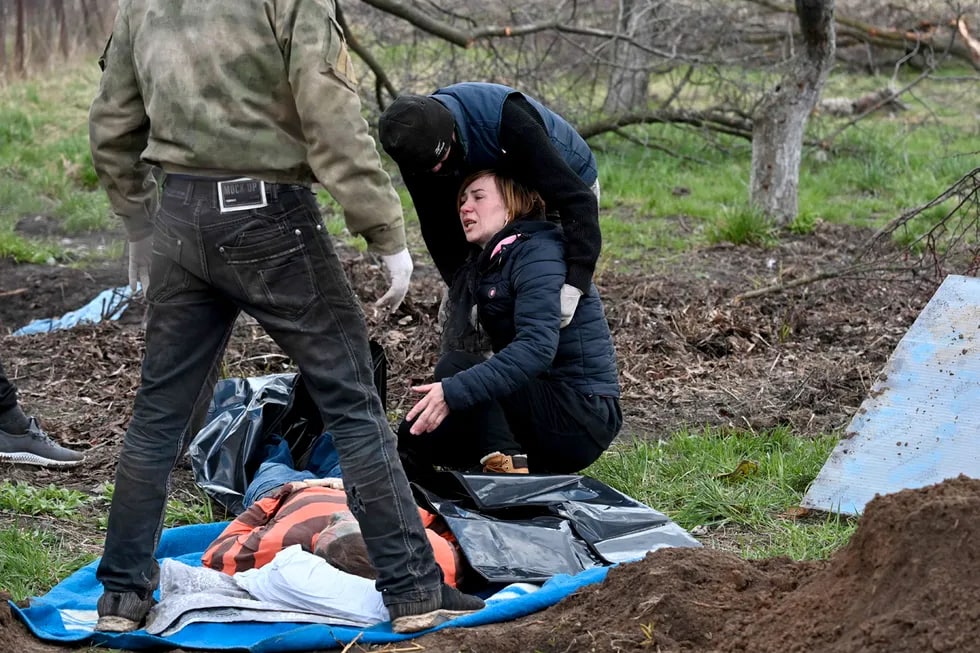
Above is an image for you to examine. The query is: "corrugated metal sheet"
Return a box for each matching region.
[802,274,980,515]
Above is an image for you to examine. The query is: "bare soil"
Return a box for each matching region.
[2,221,972,653]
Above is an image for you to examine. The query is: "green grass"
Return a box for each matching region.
[590,107,978,266]
[164,486,221,527]
[2,59,977,267]
[95,482,220,530]
[0,480,220,603]
[707,204,775,246]
[586,427,857,561]
[0,481,90,519]
[0,231,62,263]
[0,528,97,601]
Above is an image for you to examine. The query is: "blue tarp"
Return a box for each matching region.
[13,286,132,336]
[12,522,610,651]
[802,274,980,514]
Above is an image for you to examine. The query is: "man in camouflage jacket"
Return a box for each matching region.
[89,0,482,634]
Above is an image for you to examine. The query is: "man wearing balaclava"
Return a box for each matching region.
[379,82,601,332]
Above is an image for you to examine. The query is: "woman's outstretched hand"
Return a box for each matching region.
[406,382,449,434]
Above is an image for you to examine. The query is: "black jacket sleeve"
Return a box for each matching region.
[499,96,600,293]
[402,170,473,285]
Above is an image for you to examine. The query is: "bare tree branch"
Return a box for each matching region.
[356,0,711,63]
[356,0,474,47]
[578,109,755,140]
[744,0,980,70]
[335,3,398,107]
[734,168,980,302]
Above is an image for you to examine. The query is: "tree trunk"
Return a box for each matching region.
[750,0,835,226]
[14,0,25,74]
[29,0,52,66]
[54,0,69,58]
[0,1,7,73]
[602,0,655,114]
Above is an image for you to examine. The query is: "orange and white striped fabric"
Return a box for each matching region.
[201,484,461,586]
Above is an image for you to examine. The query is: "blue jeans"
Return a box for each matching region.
[96,177,442,608]
[242,433,342,507]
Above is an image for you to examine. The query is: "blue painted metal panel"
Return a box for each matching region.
[802,274,980,515]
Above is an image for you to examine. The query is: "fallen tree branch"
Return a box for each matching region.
[578,109,755,141]
[820,63,935,148]
[732,269,845,302]
[818,86,908,116]
[744,0,980,70]
[956,17,980,66]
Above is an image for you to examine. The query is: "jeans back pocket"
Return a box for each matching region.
[218,217,319,320]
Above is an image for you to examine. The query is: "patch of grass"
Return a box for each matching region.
[586,427,857,560]
[707,204,775,246]
[594,127,748,223]
[743,510,856,560]
[0,481,90,519]
[59,192,113,233]
[0,527,97,602]
[0,231,61,263]
[787,210,819,235]
[0,64,117,260]
[95,483,220,529]
[315,189,367,251]
[165,486,220,527]
[4,58,977,266]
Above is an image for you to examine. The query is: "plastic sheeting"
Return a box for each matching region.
[415,472,701,584]
[189,344,386,515]
[13,286,132,336]
[188,373,318,515]
[802,274,980,514]
[189,362,701,580]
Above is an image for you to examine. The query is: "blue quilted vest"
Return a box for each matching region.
[432,82,597,185]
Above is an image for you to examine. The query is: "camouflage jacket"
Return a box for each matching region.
[89,0,406,254]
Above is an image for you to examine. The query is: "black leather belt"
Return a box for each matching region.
[163,174,310,211]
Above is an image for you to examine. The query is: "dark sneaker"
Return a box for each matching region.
[0,417,84,467]
[96,591,155,633]
[480,451,529,474]
[389,584,485,634]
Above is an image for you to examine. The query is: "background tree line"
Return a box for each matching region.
[0,0,114,77]
[2,0,976,226]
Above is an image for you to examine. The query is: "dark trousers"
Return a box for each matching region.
[398,351,622,480]
[96,178,441,608]
[0,358,18,414]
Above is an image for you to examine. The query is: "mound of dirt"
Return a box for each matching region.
[721,474,980,653]
[2,478,976,652]
[415,476,980,653]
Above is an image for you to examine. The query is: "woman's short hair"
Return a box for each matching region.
[457,170,545,222]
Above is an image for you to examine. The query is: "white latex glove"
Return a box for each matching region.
[559,283,584,328]
[376,248,413,313]
[128,236,153,296]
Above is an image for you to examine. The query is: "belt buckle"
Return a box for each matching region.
[217,178,268,213]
